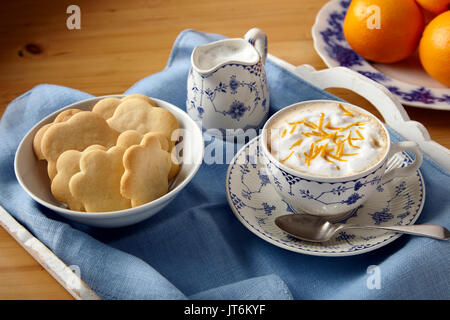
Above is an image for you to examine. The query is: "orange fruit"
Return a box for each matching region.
[343,0,425,63]
[416,0,449,15]
[419,11,450,86]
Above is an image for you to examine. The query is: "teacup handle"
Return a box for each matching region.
[244,28,267,64]
[382,141,423,181]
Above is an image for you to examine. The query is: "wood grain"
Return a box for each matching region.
[0,0,448,299]
[0,227,72,299]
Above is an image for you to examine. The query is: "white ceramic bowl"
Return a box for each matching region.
[14,95,204,228]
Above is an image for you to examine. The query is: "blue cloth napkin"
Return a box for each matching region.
[1,30,449,300]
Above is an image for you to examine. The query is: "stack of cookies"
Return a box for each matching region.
[33,94,180,212]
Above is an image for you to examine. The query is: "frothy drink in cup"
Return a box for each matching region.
[261,100,422,216]
[267,101,389,178]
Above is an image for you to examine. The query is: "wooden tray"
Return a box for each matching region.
[1,57,449,299]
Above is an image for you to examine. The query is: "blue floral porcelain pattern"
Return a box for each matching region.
[273,163,383,208]
[314,0,450,109]
[226,137,425,256]
[262,152,385,216]
[187,62,269,127]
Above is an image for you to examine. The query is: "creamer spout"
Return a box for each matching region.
[191,38,261,75]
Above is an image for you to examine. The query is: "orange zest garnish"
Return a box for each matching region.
[371,136,380,147]
[325,124,342,131]
[281,106,369,167]
[310,150,321,161]
[342,153,359,156]
[335,141,344,157]
[289,139,303,150]
[303,143,315,166]
[327,153,348,162]
[323,155,335,164]
[302,131,322,137]
[304,142,314,156]
[339,122,361,132]
[318,113,325,131]
[281,151,295,162]
[288,120,305,135]
[288,120,305,126]
[315,133,332,143]
[339,103,354,117]
[304,120,318,130]
[338,143,345,157]
[346,131,360,149]
[333,133,344,142]
[320,143,329,157]
[289,124,297,134]
[356,130,364,140]
[319,113,325,125]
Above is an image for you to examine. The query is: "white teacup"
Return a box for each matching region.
[260,100,423,217]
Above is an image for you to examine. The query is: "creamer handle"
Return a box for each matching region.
[244,28,267,64]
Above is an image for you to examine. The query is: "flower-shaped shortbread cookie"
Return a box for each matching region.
[92,97,122,120]
[92,94,158,120]
[107,96,179,148]
[69,146,131,212]
[121,132,172,208]
[41,111,119,180]
[115,129,179,180]
[33,109,83,160]
[51,145,106,211]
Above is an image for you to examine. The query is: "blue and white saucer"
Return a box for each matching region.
[312,0,450,110]
[225,136,425,256]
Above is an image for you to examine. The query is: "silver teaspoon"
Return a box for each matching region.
[274,214,450,242]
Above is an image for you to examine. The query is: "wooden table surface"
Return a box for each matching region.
[0,0,448,299]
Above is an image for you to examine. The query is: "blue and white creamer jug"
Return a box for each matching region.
[187,28,269,140]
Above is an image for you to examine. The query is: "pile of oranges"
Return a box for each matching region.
[343,0,450,86]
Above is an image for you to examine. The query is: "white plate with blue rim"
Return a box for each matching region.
[311,0,450,110]
[225,136,425,256]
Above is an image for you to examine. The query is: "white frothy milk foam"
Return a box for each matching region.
[268,102,388,177]
[196,40,259,71]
